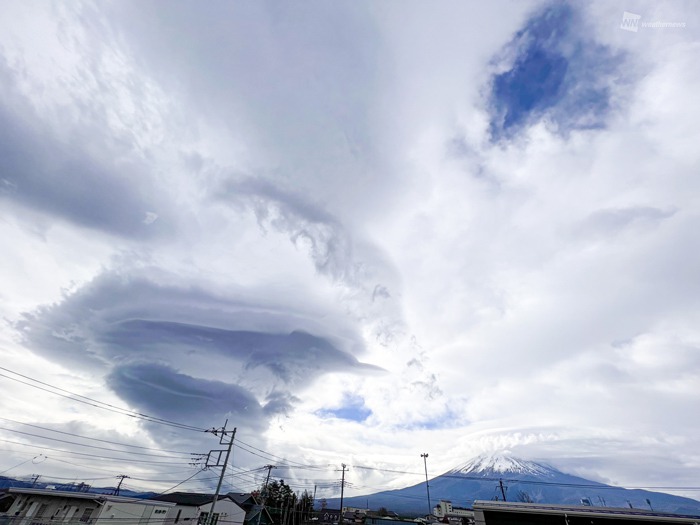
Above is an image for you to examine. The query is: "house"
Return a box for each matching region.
[472,500,700,525]
[150,493,246,525]
[3,487,173,525]
[315,508,341,524]
[227,494,273,525]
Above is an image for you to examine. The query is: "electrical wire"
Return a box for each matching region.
[0,416,195,455]
[153,468,208,495]
[234,438,323,469]
[0,367,206,432]
[0,426,198,458]
[0,437,194,465]
[47,456,199,478]
[4,371,699,495]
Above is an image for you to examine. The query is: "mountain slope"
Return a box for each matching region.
[327,454,700,517]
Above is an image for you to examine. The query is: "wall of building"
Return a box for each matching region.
[6,492,171,525]
[96,501,170,525]
[434,501,473,519]
[198,500,246,525]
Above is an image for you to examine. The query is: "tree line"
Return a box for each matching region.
[254,479,314,525]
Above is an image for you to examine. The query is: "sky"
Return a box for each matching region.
[1,0,699,505]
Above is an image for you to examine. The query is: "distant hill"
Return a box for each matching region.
[0,476,153,499]
[326,454,700,517]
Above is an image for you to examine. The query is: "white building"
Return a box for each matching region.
[433,501,474,520]
[4,488,174,525]
[150,493,247,525]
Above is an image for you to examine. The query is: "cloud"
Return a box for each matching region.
[575,205,677,238]
[106,362,268,431]
[218,177,406,347]
[16,270,381,423]
[0,46,177,240]
[2,0,700,497]
[106,320,382,382]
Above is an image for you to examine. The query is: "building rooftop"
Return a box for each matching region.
[8,488,174,506]
[473,501,700,523]
[150,492,234,507]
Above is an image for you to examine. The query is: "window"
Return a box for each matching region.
[35,504,49,519]
[79,508,94,522]
[198,512,219,525]
[64,507,79,522]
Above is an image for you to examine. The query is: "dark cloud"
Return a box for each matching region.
[16,270,379,405]
[0,60,171,239]
[489,4,622,139]
[14,268,385,446]
[104,320,382,381]
[107,362,268,431]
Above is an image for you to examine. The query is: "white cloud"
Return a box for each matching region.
[0,0,699,503]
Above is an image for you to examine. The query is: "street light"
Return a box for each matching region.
[421,453,431,519]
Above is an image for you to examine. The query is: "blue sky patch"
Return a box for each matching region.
[394,409,462,431]
[493,47,568,131]
[489,4,621,139]
[317,395,372,422]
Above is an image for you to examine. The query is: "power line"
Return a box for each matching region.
[153,468,208,495]
[0,437,193,465]
[4,371,699,495]
[234,438,324,469]
[0,367,206,432]
[0,417,195,455]
[46,456,196,477]
[0,426,198,458]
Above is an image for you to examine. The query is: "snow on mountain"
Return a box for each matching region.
[450,453,558,477]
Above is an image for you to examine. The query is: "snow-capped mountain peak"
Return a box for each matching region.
[450,453,558,477]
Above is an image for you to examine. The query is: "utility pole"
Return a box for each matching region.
[30,474,40,487]
[205,421,237,525]
[114,475,130,496]
[421,453,432,518]
[338,464,347,525]
[498,479,507,502]
[256,465,277,525]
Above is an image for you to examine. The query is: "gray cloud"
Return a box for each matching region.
[576,206,677,238]
[0,59,172,239]
[222,178,355,282]
[104,320,382,381]
[16,269,380,428]
[2,0,700,495]
[102,1,391,220]
[106,362,268,432]
[219,177,405,346]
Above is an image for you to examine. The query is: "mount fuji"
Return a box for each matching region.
[326,454,700,517]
